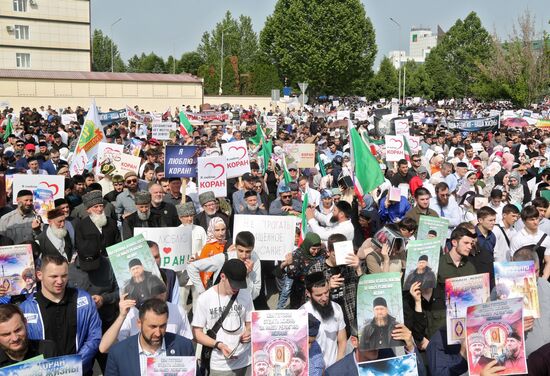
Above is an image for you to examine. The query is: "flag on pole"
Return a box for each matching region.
[249,121,265,145]
[349,122,384,195]
[282,157,292,185]
[3,116,13,141]
[360,129,384,155]
[317,153,327,177]
[259,137,273,172]
[403,135,412,163]
[298,191,309,245]
[70,100,105,176]
[179,111,194,136]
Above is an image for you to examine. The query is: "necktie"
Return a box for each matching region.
[440,206,444,216]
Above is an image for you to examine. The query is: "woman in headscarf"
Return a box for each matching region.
[196,217,228,288]
[505,171,525,208]
[457,170,483,202]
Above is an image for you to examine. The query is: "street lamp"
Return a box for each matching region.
[110,17,122,73]
[218,28,227,96]
[389,17,402,104]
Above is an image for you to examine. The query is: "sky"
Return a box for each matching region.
[91,0,549,69]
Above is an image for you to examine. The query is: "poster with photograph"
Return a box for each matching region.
[106,234,164,305]
[146,356,196,376]
[493,261,540,318]
[445,273,491,345]
[251,310,309,376]
[356,273,404,350]
[466,298,526,376]
[96,142,124,177]
[0,245,35,296]
[403,238,441,291]
[0,355,82,376]
[12,175,64,205]
[358,353,418,376]
[417,216,449,247]
[134,227,192,272]
[33,185,55,223]
[283,144,315,168]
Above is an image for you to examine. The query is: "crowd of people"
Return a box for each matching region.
[0,97,549,376]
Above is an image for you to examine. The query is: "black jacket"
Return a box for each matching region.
[35,229,74,261]
[75,216,121,257]
[150,202,180,227]
[122,212,169,240]
[0,339,57,368]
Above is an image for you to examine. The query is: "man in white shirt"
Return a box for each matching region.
[301,272,347,368]
[488,188,505,223]
[306,200,354,242]
[298,176,321,208]
[429,182,462,237]
[510,206,550,279]
[493,204,520,262]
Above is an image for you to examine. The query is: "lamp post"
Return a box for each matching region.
[389,17,402,104]
[110,17,122,73]
[218,28,227,96]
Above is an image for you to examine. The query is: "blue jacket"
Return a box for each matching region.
[19,288,102,374]
[105,332,195,376]
[378,195,411,224]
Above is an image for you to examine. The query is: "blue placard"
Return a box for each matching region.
[164,145,199,178]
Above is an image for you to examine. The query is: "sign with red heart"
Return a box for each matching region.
[384,135,406,162]
[12,175,65,205]
[198,155,227,198]
[221,140,251,178]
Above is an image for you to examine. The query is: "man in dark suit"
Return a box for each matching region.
[105,298,194,376]
[41,149,61,175]
[35,207,74,261]
[75,191,120,258]
[122,192,168,240]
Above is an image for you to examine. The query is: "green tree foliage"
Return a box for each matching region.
[126,53,166,73]
[402,60,433,98]
[260,0,376,96]
[366,57,398,99]
[424,12,493,98]
[177,52,205,75]
[91,29,125,72]
[250,62,281,96]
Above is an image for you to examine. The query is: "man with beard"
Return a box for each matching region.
[359,297,403,350]
[233,173,261,214]
[53,198,76,244]
[114,171,140,220]
[467,333,494,374]
[306,200,355,242]
[240,190,267,215]
[105,298,194,376]
[0,189,40,244]
[289,350,308,376]
[123,259,165,308]
[269,186,302,215]
[75,191,120,258]
[194,191,230,239]
[405,187,439,225]
[0,304,56,367]
[429,182,461,237]
[70,184,117,222]
[403,255,437,291]
[149,183,179,226]
[497,332,526,372]
[253,350,272,376]
[122,192,168,240]
[35,208,74,261]
[301,272,346,367]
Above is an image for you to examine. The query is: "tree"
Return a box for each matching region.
[91,29,125,72]
[126,53,166,73]
[250,62,281,96]
[366,57,398,99]
[402,60,433,98]
[177,52,205,75]
[424,12,493,98]
[472,11,550,106]
[260,0,376,96]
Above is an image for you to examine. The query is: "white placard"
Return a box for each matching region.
[233,215,295,260]
[384,135,405,162]
[134,227,192,272]
[337,110,350,120]
[470,143,484,153]
[333,240,354,266]
[406,135,421,153]
[61,113,77,125]
[412,112,423,123]
[221,140,251,178]
[152,122,176,140]
[96,142,124,176]
[394,118,410,136]
[197,156,227,198]
[112,153,142,176]
[12,175,65,204]
[69,149,88,177]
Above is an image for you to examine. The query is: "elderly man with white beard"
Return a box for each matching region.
[35,208,74,261]
[193,191,230,240]
[122,192,169,240]
[75,191,121,258]
[0,190,41,244]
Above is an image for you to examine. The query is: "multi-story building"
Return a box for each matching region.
[0,0,91,71]
[388,26,442,69]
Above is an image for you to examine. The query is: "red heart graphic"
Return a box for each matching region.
[390,139,403,148]
[409,139,419,148]
[163,247,172,254]
[38,182,59,196]
[205,163,225,179]
[228,145,247,160]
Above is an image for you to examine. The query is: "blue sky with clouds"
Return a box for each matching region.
[91,0,549,67]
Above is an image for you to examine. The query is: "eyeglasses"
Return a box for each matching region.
[412,159,421,162]
[16,144,24,147]
[125,179,138,184]
[281,194,292,199]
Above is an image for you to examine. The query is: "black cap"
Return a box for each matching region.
[128,258,142,269]
[242,173,254,182]
[373,297,387,308]
[17,189,33,198]
[221,259,247,290]
[418,255,429,262]
[305,271,326,290]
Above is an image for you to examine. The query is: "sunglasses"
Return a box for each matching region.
[412,159,421,162]
[16,144,24,147]
[281,194,292,199]
[125,179,138,184]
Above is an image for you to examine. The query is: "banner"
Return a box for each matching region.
[197,156,227,197]
[164,146,199,178]
[70,100,106,173]
[446,115,499,132]
[251,310,309,376]
[134,226,192,272]
[152,122,177,140]
[283,144,315,168]
[0,244,35,296]
[536,119,550,128]
[185,111,229,122]
[233,215,295,261]
[126,105,155,125]
[61,113,77,125]
[12,175,64,205]
[384,135,405,162]
[147,356,196,376]
[221,140,251,178]
[99,109,127,125]
[0,355,82,376]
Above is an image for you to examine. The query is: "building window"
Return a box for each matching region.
[412,34,417,43]
[16,53,30,68]
[13,0,27,12]
[14,25,29,40]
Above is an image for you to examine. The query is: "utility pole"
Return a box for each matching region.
[389,17,402,104]
[110,17,122,73]
[218,29,226,96]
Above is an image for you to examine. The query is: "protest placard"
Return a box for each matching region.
[494,261,539,318]
[417,216,449,247]
[358,353,418,375]
[403,239,441,291]
[198,156,227,197]
[221,140,251,178]
[0,355,82,376]
[252,310,309,376]
[134,226,192,272]
[164,145,199,178]
[333,240,354,266]
[406,135,421,153]
[0,244,35,296]
[337,110,350,120]
[97,142,124,176]
[61,113,77,125]
[394,118,410,136]
[384,135,405,162]
[147,356,196,376]
[12,175,64,205]
[233,215,295,260]
[69,149,89,177]
[112,153,141,176]
[283,144,315,168]
[152,122,177,141]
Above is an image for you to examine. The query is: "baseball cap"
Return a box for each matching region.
[221,259,247,290]
[24,144,36,151]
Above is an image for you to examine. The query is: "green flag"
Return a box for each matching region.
[299,191,309,244]
[317,153,326,177]
[260,137,273,172]
[3,116,13,142]
[179,111,194,136]
[350,128,384,194]
[249,121,265,145]
[282,157,292,185]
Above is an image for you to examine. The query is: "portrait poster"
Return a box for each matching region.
[356,273,404,350]
[358,353,418,376]
[466,298,526,376]
[134,226,192,272]
[445,273,491,345]
[251,310,309,376]
[0,355,82,376]
[146,356,196,376]
[283,144,315,168]
[403,238,441,291]
[33,185,55,223]
[0,244,35,296]
[493,261,540,318]
[417,216,449,247]
[12,175,64,205]
[106,234,164,303]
